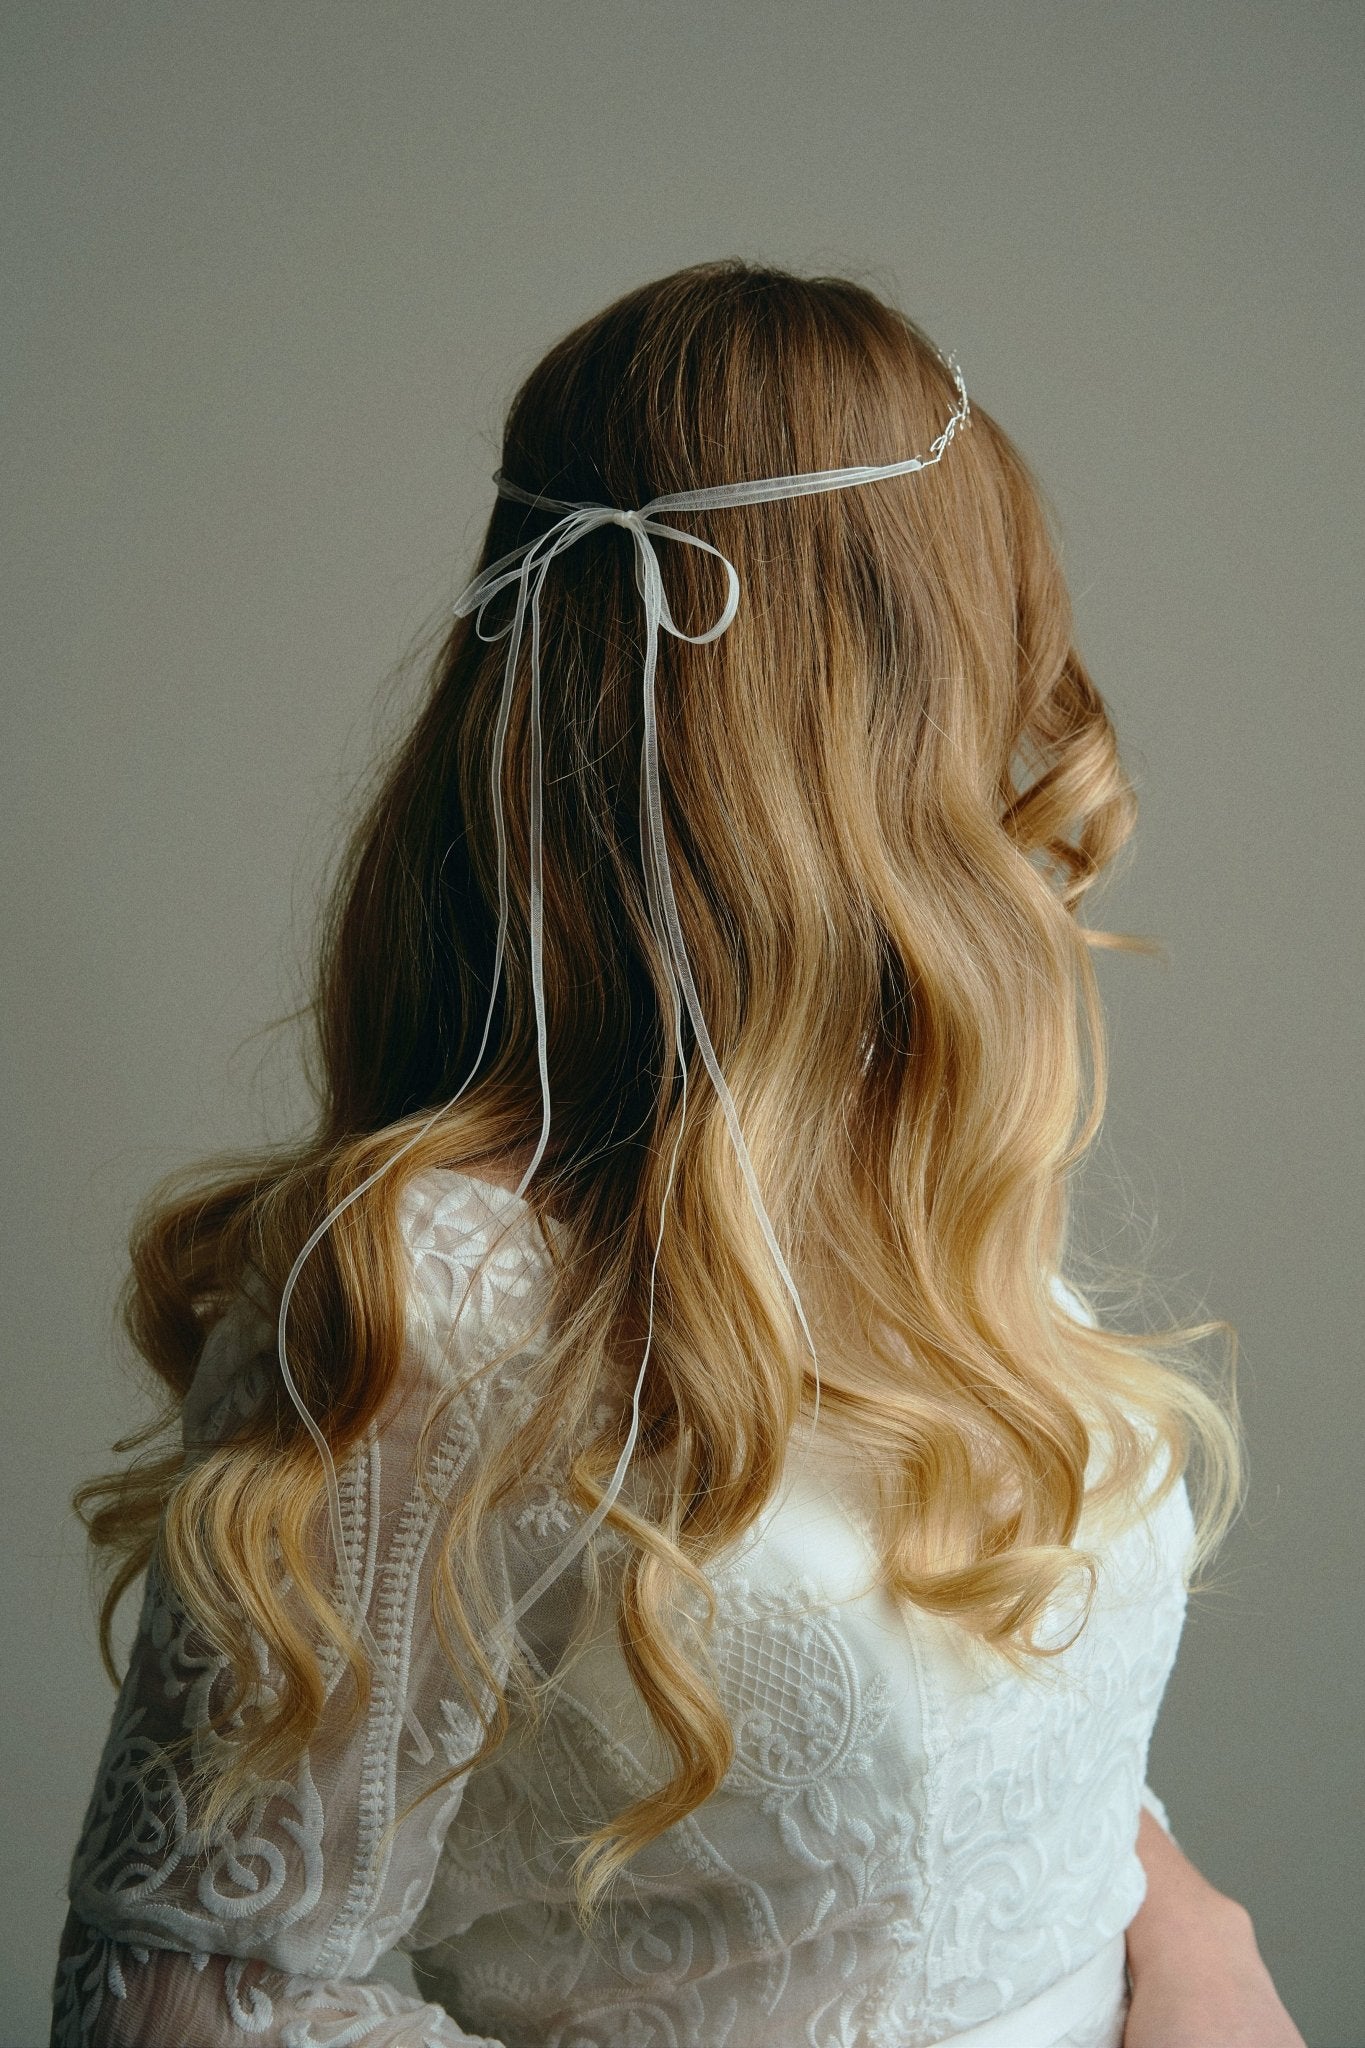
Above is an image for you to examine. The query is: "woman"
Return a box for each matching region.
[50,260,1302,2046]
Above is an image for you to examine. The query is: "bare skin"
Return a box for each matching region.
[1124,1807,1305,2046]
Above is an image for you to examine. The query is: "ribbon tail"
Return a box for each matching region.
[266,553,548,1772]
[501,560,692,1637]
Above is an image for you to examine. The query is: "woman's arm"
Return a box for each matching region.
[50,1271,518,2048]
[1123,1804,1305,2047]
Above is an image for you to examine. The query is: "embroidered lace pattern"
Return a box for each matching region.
[52,1169,1194,2048]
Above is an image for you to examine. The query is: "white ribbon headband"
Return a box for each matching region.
[272,353,970,1765]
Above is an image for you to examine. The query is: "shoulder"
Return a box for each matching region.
[395,1165,558,1378]
[181,1168,556,1459]
[393,1170,566,1513]
[392,1163,564,1417]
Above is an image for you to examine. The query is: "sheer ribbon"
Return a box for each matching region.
[273,354,970,1764]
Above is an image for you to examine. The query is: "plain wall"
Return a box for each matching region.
[4,3,1361,2042]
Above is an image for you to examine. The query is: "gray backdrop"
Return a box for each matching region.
[4,4,1361,2043]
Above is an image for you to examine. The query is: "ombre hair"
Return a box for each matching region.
[73,257,1242,1916]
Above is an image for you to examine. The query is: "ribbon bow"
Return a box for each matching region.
[272,355,969,1763]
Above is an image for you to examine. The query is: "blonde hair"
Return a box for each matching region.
[74,258,1242,1919]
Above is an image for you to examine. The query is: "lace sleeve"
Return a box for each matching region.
[50,1223,534,2048]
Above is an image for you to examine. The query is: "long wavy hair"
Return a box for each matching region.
[73,257,1242,1917]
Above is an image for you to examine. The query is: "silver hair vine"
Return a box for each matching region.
[271,348,971,1763]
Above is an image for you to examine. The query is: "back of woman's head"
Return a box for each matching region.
[77,257,1242,1918]
[324,261,1118,1165]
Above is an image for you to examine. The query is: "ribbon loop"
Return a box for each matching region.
[632,518,742,645]
[452,505,743,653]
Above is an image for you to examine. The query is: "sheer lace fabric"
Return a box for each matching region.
[53,1169,1194,2048]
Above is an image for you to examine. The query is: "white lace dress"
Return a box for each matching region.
[52,1168,1194,2048]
